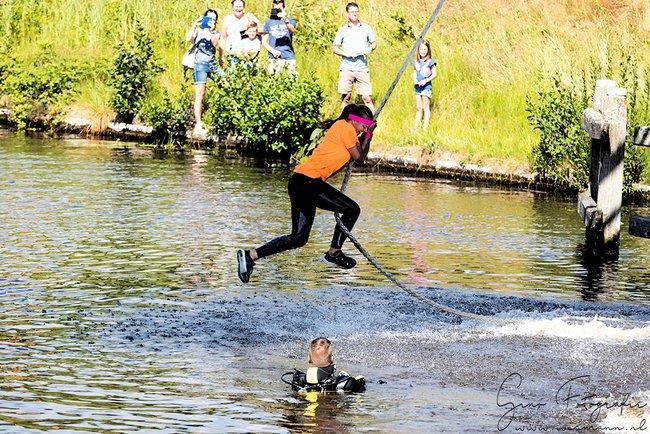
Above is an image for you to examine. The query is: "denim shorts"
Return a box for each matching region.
[193,61,223,84]
[414,83,432,97]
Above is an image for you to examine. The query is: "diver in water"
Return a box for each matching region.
[282,337,366,393]
[237,104,375,283]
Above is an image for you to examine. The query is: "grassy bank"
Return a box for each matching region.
[1,0,649,174]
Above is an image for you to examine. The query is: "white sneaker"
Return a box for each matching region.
[193,123,207,138]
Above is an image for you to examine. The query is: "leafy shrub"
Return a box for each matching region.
[526,75,589,189]
[0,46,80,129]
[290,127,325,166]
[203,67,324,156]
[109,23,162,123]
[526,53,648,195]
[389,13,415,44]
[139,89,192,145]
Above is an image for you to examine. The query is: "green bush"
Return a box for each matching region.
[139,89,192,145]
[109,23,162,123]
[526,53,649,195]
[388,13,415,44]
[203,67,324,156]
[0,46,80,129]
[526,75,589,189]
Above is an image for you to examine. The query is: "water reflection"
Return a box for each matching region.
[280,392,358,433]
[0,133,648,432]
[573,209,649,301]
[577,253,621,301]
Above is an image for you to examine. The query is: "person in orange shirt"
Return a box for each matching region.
[237,104,375,283]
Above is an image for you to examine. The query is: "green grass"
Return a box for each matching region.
[1,0,649,172]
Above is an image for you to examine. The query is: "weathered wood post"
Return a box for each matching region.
[579,80,627,258]
[629,126,650,239]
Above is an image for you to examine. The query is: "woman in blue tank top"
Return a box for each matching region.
[186,9,222,136]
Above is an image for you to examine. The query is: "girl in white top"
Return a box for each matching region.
[221,0,260,57]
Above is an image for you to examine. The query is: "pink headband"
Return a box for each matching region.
[348,114,375,126]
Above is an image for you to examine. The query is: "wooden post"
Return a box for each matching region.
[592,79,616,112]
[579,81,627,258]
[634,126,650,148]
[629,216,650,238]
[629,126,650,239]
[587,80,615,201]
[599,87,627,251]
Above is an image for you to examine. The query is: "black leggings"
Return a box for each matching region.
[255,173,360,259]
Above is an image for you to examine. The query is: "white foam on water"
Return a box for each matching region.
[489,316,650,342]
[599,390,649,432]
[349,328,465,344]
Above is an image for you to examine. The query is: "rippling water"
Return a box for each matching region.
[1,132,648,432]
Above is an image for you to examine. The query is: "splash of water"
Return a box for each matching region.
[490,316,650,341]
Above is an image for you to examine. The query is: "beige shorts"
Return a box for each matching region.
[337,70,372,96]
[267,58,297,75]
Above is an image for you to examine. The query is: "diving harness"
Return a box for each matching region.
[281,364,366,393]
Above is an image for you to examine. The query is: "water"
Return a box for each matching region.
[1,131,648,432]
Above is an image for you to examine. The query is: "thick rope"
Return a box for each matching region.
[334,217,497,322]
[335,0,502,323]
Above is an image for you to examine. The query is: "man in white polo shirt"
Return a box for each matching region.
[332,2,377,112]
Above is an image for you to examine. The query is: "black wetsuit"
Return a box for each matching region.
[255,173,360,259]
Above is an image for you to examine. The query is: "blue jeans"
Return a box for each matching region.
[193,61,224,84]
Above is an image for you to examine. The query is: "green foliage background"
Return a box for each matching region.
[203,68,323,155]
[0,0,648,183]
[109,23,162,123]
[0,44,80,129]
[527,53,649,193]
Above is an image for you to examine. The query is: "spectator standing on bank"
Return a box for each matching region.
[234,22,262,68]
[221,0,260,67]
[332,2,377,112]
[412,39,436,129]
[186,9,222,136]
[262,0,297,75]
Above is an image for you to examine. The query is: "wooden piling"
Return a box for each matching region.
[634,126,650,148]
[629,127,650,239]
[629,216,650,239]
[579,80,627,258]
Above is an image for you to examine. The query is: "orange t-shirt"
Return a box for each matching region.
[294,120,359,180]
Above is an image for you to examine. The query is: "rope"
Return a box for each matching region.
[372,0,446,121]
[335,211,500,322]
[334,0,502,324]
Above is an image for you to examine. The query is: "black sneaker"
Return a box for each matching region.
[324,251,357,269]
[237,249,255,283]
